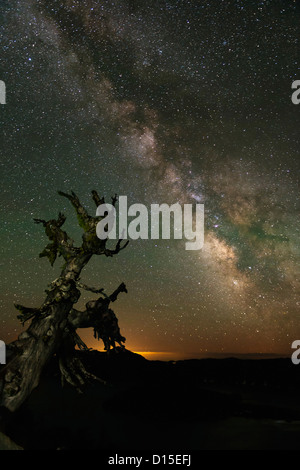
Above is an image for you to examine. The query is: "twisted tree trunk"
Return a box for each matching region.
[2,300,74,411]
[0,190,129,412]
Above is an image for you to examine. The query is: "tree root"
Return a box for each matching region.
[58,354,106,393]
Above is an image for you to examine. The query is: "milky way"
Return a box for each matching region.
[1,0,299,358]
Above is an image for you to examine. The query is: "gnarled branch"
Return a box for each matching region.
[76,280,108,297]
[103,239,129,257]
[33,213,77,265]
[58,190,96,233]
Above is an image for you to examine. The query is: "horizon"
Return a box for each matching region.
[0,327,294,362]
[134,351,291,361]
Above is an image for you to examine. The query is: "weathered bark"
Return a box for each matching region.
[2,300,73,411]
[68,282,127,352]
[0,190,129,412]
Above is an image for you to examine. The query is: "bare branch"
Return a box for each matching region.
[91,190,105,207]
[77,281,108,297]
[15,304,41,325]
[103,239,129,257]
[33,212,76,265]
[58,190,94,232]
[111,193,118,206]
[108,282,128,302]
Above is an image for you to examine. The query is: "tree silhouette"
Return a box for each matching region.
[0,190,129,412]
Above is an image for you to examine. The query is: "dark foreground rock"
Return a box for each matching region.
[1,349,300,450]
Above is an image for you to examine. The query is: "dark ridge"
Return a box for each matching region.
[1,349,300,450]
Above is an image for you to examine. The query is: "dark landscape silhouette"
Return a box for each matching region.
[1,348,300,450]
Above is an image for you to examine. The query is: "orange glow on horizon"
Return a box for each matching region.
[134,351,181,361]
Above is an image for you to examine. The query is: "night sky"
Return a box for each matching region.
[1,0,299,360]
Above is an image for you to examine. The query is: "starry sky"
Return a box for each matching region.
[1,0,299,359]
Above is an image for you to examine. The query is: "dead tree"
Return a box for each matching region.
[0,190,129,412]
